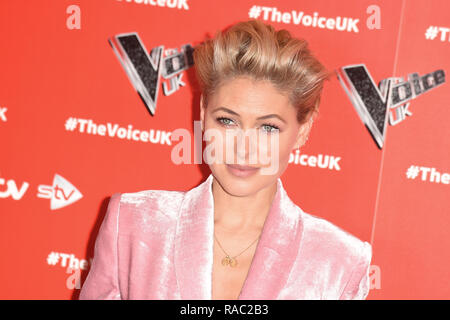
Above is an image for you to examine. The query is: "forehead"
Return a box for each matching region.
[209,76,294,116]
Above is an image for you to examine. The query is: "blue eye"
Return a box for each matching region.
[216,117,280,133]
[216,117,235,126]
[261,124,280,133]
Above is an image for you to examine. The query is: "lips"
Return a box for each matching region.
[226,163,259,178]
[227,164,259,171]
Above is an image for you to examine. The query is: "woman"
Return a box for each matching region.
[80,20,372,300]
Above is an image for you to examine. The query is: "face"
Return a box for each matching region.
[200,76,312,197]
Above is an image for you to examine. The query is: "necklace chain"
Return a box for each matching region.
[214,231,261,267]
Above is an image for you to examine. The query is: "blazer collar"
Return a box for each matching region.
[173,173,304,300]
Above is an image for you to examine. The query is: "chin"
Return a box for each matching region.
[210,164,279,197]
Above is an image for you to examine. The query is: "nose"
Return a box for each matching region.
[234,128,259,165]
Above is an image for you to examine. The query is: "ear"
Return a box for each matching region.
[293,116,313,150]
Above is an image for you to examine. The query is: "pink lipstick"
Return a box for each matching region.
[226,163,259,178]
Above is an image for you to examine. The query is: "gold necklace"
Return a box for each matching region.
[214,232,261,268]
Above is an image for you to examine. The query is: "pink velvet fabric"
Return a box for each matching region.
[79,173,372,300]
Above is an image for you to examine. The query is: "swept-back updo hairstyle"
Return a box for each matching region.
[193,20,331,125]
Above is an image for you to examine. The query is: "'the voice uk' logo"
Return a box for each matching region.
[337,64,446,149]
[0,173,83,210]
[109,32,194,116]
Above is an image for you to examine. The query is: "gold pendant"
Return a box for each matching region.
[221,256,238,268]
[221,256,230,266]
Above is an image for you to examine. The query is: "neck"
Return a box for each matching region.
[211,177,278,235]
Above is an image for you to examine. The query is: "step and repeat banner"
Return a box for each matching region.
[0,0,448,299]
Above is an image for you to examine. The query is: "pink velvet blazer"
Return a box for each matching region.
[79,173,372,300]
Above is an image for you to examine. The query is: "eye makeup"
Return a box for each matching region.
[215,116,281,133]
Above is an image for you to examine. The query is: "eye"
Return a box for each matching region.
[216,117,280,133]
[261,124,280,133]
[216,117,235,126]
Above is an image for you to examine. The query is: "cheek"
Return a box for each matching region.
[203,122,231,165]
[278,133,296,159]
[260,132,295,164]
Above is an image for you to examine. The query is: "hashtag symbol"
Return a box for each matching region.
[406,165,420,180]
[425,26,439,40]
[248,5,261,19]
[47,252,60,265]
[65,117,78,131]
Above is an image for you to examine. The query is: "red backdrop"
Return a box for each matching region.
[0,0,448,299]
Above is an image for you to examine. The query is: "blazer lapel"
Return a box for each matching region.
[173,173,304,300]
[238,176,304,299]
[174,174,215,300]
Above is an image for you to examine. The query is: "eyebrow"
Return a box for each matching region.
[212,107,287,124]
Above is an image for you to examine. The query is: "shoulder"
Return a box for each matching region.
[298,210,372,298]
[119,189,185,214]
[300,211,371,258]
[108,188,186,232]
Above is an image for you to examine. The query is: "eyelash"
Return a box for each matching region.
[215,117,280,133]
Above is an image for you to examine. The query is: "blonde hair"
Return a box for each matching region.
[193,20,331,124]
